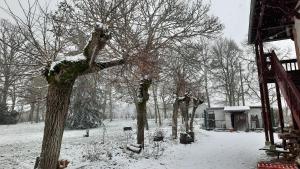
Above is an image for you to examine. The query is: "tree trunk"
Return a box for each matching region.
[35,98,41,123]
[102,89,107,118]
[144,108,149,130]
[0,78,9,105]
[190,99,203,131]
[172,99,179,139]
[152,84,161,126]
[10,84,16,111]
[204,68,210,108]
[136,79,151,147]
[35,100,40,123]
[38,82,74,169]
[157,108,162,126]
[29,102,35,122]
[162,97,167,119]
[239,62,245,106]
[108,85,113,121]
[137,100,146,146]
[183,96,190,132]
[190,106,196,132]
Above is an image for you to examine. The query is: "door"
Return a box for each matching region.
[234,112,247,131]
[207,113,215,129]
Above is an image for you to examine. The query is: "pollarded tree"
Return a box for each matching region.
[2,1,126,168]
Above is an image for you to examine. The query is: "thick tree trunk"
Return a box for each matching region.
[172,99,179,139]
[38,82,74,169]
[136,79,151,147]
[36,25,123,169]
[137,100,146,146]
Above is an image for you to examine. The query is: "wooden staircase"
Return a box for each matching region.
[266,51,300,129]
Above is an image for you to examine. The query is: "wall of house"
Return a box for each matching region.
[225,113,232,129]
[206,107,262,129]
[248,107,263,128]
[207,108,225,128]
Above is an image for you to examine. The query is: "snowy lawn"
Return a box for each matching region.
[0,119,275,169]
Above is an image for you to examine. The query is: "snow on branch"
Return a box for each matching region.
[94,58,125,70]
[49,53,86,75]
[47,22,113,77]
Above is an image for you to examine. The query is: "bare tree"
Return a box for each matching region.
[210,38,242,106]
[163,40,216,138]
[79,0,223,144]
[125,0,223,143]
[1,0,127,168]
[0,19,30,124]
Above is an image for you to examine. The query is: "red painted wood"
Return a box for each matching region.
[257,162,297,169]
[270,51,300,129]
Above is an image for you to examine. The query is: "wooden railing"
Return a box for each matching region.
[266,58,298,72]
[280,59,298,71]
[270,51,300,128]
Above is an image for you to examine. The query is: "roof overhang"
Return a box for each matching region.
[224,106,250,112]
[248,0,298,44]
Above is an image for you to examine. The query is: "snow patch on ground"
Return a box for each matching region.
[0,119,275,169]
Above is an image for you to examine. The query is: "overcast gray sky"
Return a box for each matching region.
[1,0,251,43]
[209,0,251,43]
[0,0,295,50]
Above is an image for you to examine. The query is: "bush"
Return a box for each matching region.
[0,103,18,124]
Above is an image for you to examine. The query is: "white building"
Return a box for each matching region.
[204,106,263,131]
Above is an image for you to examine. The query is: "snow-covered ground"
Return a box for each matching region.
[0,119,274,169]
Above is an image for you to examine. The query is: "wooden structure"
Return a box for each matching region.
[248,0,300,162]
[257,162,297,169]
[205,106,263,131]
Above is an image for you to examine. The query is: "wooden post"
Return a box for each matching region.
[275,82,286,149]
[255,44,269,143]
[258,39,274,145]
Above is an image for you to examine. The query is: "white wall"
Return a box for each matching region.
[206,107,262,129]
[249,107,263,128]
[208,108,225,128]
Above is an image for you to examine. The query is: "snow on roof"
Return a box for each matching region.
[224,106,250,112]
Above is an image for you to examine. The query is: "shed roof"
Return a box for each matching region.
[224,106,250,112]
[248,0,298,44]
